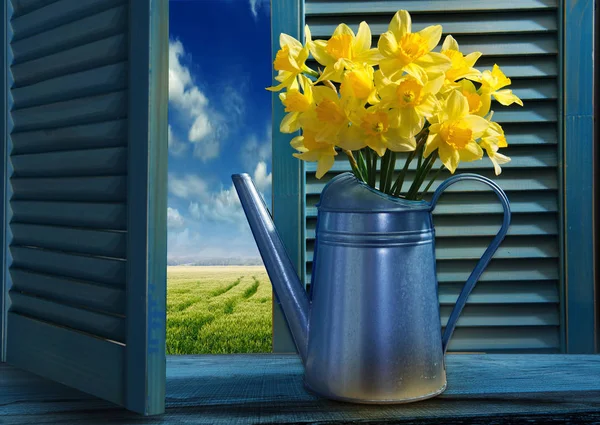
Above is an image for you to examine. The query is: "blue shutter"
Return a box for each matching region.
[302,0,561,353]
[1,0,168,415]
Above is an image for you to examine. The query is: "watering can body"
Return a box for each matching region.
[233,172,510,403]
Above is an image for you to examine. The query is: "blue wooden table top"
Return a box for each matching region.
[1,354,600,424]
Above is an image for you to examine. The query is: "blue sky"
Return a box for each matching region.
[168,0,272,262]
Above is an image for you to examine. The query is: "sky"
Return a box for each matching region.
[168,0,272,262]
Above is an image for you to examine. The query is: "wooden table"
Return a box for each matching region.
[1,354,600,424]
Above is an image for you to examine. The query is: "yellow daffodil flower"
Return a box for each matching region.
[291,130,338,179]
[279,75,314,133]
[480,117,510,175]
[424,91,489,173]
[377,10,451,81]
[455,79,489,117]
[377,69,444,138]
[344,106,416,156]
[440,35,482,84]
[267,33,312,92]
[478,64,523,106]
[339,63,379,104]
[306,22,381,82]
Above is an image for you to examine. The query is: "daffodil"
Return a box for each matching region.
[478,64,523,106]
[377,70,443,137]
[290,130,337,179]
[455,79,489,117]
[377,10,451,81]
[480,118,510,175]
[267,33,312,92]
[339,63,379,104]
[440,35,482,84]
[424,91,489,173]
[344,106,416,156]
[306,22,381,82]
[279,76,314,133]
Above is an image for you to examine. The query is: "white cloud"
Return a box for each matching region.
[169,39,228,162]
[249,0,269,18]
[253,161,272,193]
[188,183,245,224]
[167,207,185,229]
[168,228,203,257]
[241,125,271,171]
[168,125,187,156]
[168,173,209,200]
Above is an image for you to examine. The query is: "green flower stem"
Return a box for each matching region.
[385,151,397,194]
[344,150,365,182]
[417,163,445,200]
[391,131,428,197]
[379,150,389,191]
[357,149,369,183]
[302,67,319,78]
[407,151,438,200]
[370,150,378,188]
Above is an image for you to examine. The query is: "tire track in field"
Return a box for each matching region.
[209,277,242,297]
[242,277,260,299]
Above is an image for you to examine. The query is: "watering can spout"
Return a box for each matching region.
[232,173,310,364]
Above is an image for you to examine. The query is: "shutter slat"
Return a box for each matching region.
[444,327,559,351]
[11,34,128,87]
[309,11,557,37]
[9,291,125,342]
[11,176,127,201]
[11,0,124,41]
[440,304,559,327]
[10,268,125,315]
[11,119,127,154]
[12,62,128,109]
[12,201,126,229]
[11,91,127,132]
[12,147,127,177]
[6,313,125,405]
[11,0,59,18]
[11,246,126,286]
[306,1,557,15]
[439,281,559,305]
[11,223,126,258]
[11,5,127,64]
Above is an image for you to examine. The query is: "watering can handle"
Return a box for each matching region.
[429,173,511,355]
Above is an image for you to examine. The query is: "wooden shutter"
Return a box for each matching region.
[1,0,168,415]
[303,1,561,353]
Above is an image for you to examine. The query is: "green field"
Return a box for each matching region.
[167,266,273,354]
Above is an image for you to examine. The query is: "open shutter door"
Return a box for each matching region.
[303,1,561,353]
[1,0,168,415]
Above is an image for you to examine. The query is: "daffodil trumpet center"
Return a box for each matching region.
[326,34,354,60]
[398,33,429,63]
[361,112,389,136]
[440,120,473,149]
[315,99,346,125]
[396,79,423,107]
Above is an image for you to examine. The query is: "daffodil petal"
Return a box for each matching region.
[311,40,334,66]
[475,93,492,117]
[438,143,460,173]
[441,35,459,52]
[354,21,372,53]
[385,129,416,152]
[333,23,355,37]
[388,10,411,39]
[445,91,469,120]
[493,89,524,106]
[316,154,335,179]
[417,25,443,51]
[424,133,441,158]
[280,33,302,50]
[464,51,482,68]
[338,125,367,150]
[280,112,301,133]
[378,31,399,57]
[459,141,483,162]
[414,52,452,73]
[464,115,490,136]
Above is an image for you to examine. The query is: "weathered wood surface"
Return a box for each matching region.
[1,354,600,424]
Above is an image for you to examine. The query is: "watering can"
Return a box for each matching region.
[232,171,510,403]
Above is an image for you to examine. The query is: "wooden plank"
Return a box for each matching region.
[11,91,127,132]
[438,281,559,305]
[10,246,126,286]
[11,201,126,229]
[11,175,127,202]
[4,354,600,423]
[306,0,558,15]
[563,0,597,354]
[10,119,127,154]
[12,147,127,177]
[11,223,126,258]
[11,62,128,109]
[11,0,124,42]
[5,312,124,406]
[123,0,168,416]
[307,11,557,37]
[11,5,127,64]
[306,214,558,238]
[8,291,125,342]
[10,268,125,315]
[306,169,558,193]
[10,34,127,87]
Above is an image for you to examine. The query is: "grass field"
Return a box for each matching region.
[167,266,273,354]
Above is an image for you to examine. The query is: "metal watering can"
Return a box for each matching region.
[232,171,510,403]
